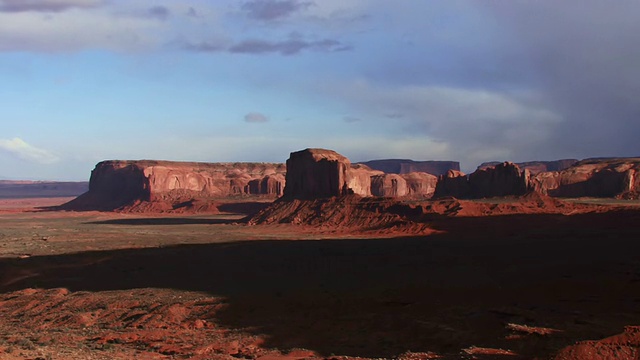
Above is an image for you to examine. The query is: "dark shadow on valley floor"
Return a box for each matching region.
[1,211,640,357]
[85,217,239,226]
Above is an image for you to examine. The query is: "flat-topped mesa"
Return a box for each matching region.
[283,148,374,199]
[478,159,578,175]
[531,158,640,198]
[360,159,460,176]
[66,160,286,210]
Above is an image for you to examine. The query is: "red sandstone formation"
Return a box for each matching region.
[433,170,471,198]
[434,163,529,199]
[283,148,377,199]
[63,160,285,211]
[401,172,438,198]
[370,174,408,197]
[479,159,578,175]
[360,159,460,176]
[531,158,640,198]
[469,162,530,198]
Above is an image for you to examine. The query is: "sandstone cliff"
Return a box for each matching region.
[434,163,529,199]
[531,158,640,198]
[400,172,438,198]
[283,148,377,199]
[478,159,578,175]
[433,170,471,199]
[360,159,460,176]
[370,174,408,197]
[64,160,286,211]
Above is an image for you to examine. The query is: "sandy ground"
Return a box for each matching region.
[0,197,639,359]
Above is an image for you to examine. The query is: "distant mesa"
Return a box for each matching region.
[531,157,640,198]
[478,159,578,175]
[61,160,285,211]
[59,149,640,213]
[282,148,437,199]
[0,180,88,199]
[438,158,640,199]
[360,159,460,176]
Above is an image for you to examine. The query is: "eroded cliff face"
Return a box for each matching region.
[434,163,529,199]
[283,148,378,199]
[531,158,640,198]
[401,172,438,198]
[360,159,460,176]
[64,160,286,211]
[434,170,471,199]
[371,174,408,197]
[478,159,578,175]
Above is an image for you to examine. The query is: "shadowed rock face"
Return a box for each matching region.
[531,158,640,198]
[64,160,285,210]
[469,162,530,198]
[433,170,471,199]
[284,148,378,199]
[434,163,529,199]
[360,159,460,176]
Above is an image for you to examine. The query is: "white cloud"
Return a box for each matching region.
[0,0,103,13]
[0,137,59,164]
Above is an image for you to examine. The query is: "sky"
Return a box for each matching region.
[1,0,639,180]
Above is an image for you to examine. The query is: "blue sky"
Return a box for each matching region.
[1,0,639,180]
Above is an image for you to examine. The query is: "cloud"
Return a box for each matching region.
[0,7,166,52]
[146,5,170,21]
[343,116,361,123]
[320,79,562,167]
[0,0,103,12]
[229,37,351,55]
[0,138,59,164]
[244,112,269,123]
[241,0,313,21]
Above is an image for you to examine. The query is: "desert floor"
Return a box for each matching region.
[0,197,639,359]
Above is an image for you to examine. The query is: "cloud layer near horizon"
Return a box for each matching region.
[1,0,639,179]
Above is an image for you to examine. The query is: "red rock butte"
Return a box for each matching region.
[62,160,285,211]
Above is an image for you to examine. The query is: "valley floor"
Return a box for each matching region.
[0,197,639,359]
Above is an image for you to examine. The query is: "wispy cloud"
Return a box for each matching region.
[0,0,103,13]
[145,5,170,21]
[229,37,351,55]
[244,112,269,123]
[0,138,59,164]
[343,116,361,123]
[241,0,313,21]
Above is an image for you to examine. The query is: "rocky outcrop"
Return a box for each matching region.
[246,173,285,196]
[283,148,378,199]
[433,170,471,198]
[469,162,530,198]
[531,158,640,198]
[478,159,578,175]
[360,159,460,176]
[347,164,384,197]
[64,160,286,211]
[434,163,529,199]
[400,172,438,198]
[371,174,408,197]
